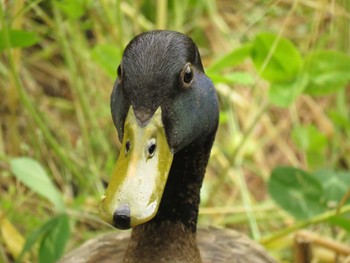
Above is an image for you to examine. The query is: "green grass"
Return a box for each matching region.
[1,1,350,262]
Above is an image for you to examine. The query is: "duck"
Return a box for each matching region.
[60,30,276,263]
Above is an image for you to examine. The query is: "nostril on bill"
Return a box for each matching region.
[113,204,131,230]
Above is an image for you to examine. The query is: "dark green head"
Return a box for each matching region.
[111,30,218,153]
[101,30,219,229]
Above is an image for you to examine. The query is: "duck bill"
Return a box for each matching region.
[99,107,173,229]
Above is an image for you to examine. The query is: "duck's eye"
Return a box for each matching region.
[125,140,131,154]
[147,138,156,158]
[117,64,123,79]
[181,63,194,87]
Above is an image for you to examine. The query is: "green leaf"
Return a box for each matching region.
[209,72,254,85]
[56,0,90,19]
[291,125,327,168]
[0,29,39,51]
[292,125,328,151]
[329,110,350,130]
[251,33,302,82]
[328,215,350,232]
[91,44,122,79]
[16,214,70,263]
[10,157,65,212]
[207,44,252,73]
[39,214,71,263]
[313,170,350,206]
[303,50,350,96]
[16,217,58,263]
[269,74,309,107]
[268,166,326,220]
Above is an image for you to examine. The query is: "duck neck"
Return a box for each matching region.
[124,135,215,263]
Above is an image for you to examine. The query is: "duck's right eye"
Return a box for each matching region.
[181,63,194,88]
[183,65,193,84]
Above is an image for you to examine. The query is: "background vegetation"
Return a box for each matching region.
[1,0,350,262]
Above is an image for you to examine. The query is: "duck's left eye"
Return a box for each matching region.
[147,138,157,158]
[181,63,193,87]
[125,140,131,154]
[117,64,123,79]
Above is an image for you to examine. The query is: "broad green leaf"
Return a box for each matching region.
[291,125,327,168]
[16,214,70,263]
[303,50,350,96]
[17,221,56,263]
[269,74,309,107]
[268,166,326,219]
[251,33,302,82]
[328,216,350,232]
[329,110,350,130]
[39,214,71,263]
[209,72,254,85]
[313,170,350,206]
[56,0,90,19]
[10,158,65,212]
[207,44,252,73]
[91,44,122,79]
[292,125,327,151]
[0,30,39,51]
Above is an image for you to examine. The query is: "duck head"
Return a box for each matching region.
[99,30,219,230]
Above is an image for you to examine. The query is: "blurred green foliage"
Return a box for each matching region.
[1,0,350,262]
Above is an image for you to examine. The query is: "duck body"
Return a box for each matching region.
[60,227,275,263]
[60,30,276,263]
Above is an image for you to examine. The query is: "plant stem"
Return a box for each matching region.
[231,101,270,161]
[52,4,105,193]
[156,0,167,29]
[115,0,124,46]
[0,3,81,179]
[235,163,260,240]
[260,204,350,245]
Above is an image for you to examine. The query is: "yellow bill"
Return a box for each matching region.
[99,106,173,229]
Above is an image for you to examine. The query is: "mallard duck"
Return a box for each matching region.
[60,30,276,263]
